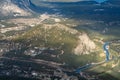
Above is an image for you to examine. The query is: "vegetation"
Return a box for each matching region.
[11,23,102,67]
[14,24,78,53]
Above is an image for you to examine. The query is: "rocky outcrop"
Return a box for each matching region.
[0,0,31,17]
[74,33,96,55]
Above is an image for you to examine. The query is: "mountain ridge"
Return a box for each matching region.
[0,0,32,17]
[102,0,120,5]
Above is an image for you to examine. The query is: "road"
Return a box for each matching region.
[75,42,111,73]
[75,64,92,73]
[0,42,112,73]
[0,41,118,73]
[103,42,110,61]
[0,57,62,68]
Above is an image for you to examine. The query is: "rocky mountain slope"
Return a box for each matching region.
[11,0,37,13]
[0,0,32,17]
[0,0,120,80]
[103,0,120,5]
[14,23,96,56]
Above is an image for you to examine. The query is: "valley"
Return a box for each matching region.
[0,0,120,80]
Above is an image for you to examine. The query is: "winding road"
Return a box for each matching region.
[0,41,118,73]
[0,57,62,68]
[103,42,110,61]
[75,42,111,73]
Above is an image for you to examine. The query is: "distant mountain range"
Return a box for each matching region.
[0,0,119,18]
[0,0,31,17]
[11,0,34,12]
[102,0,120,5]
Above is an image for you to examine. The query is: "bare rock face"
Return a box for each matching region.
[11,0,36,12]
[74,33,96,55]
[0,0,33,17]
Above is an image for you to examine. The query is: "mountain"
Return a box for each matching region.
[31,0,98,6]
[31,0,95,2]
[0,0,32,17]
[102,0,120,5]
[11,0,34,12]
[0,0,46,18]
[0,0,59,18]
[0,0,120,80]
[14,23,96,56]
